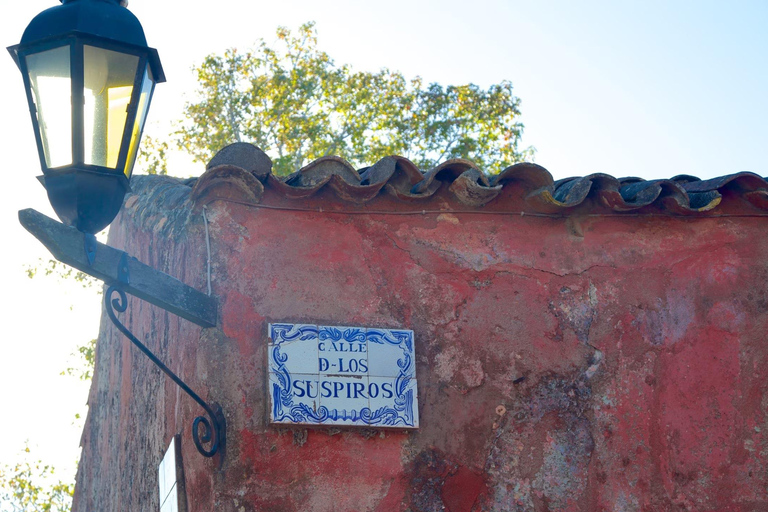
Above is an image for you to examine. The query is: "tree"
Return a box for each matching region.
[0,447,73,512]
[61,338,96,383]
[25,259,98,291]
[136,135,169,176]
[0,341,92,512]
[174,22,533,176]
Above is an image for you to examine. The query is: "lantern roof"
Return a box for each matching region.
[13,0,165,83]
[21,0,146,47]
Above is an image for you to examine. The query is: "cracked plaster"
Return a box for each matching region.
[74,174,768,512]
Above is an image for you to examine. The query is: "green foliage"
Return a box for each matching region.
[0,447,73,512]
[25,259,98,290]
[136,135,169,176]
[61,338,96,382]
[175,22,533,175]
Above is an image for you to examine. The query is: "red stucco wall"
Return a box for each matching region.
[74,171,768,512]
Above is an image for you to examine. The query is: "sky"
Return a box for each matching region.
[0,0,766,491]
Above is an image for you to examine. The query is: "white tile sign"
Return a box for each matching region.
[268,323,419,429]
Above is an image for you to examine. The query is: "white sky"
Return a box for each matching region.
[0,0,766,486]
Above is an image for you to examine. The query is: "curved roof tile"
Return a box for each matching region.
[183,143,768,215]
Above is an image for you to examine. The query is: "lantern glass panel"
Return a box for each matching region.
[124,65,155,178]
[83,45,139,169]
[26,45,72,169]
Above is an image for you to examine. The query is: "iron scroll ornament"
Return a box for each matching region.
[105,285,225,458]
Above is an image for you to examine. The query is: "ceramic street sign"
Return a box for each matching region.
[268,323,419,429]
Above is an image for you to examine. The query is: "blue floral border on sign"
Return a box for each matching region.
[269,323,417,427]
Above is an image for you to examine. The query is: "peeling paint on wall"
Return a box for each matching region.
[73,175,768,512]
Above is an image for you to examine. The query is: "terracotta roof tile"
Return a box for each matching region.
[168,143,768,215]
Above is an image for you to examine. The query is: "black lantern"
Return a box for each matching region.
[8,0,165,234]
[11,2,225,460]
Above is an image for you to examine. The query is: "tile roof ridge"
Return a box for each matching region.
[142,143,768,215]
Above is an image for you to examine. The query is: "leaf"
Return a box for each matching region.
[0,445,73,512]
[62,338,96,382]
[174,22,534,177]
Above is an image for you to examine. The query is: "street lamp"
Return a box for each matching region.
[8,0,165,234]
[10,0,225,460]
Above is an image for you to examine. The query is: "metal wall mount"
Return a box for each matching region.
[105,285,225,457]
[19,208,225,459]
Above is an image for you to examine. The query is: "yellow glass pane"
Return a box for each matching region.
[124,66,155,178]
[107,86,132,168]
[83,45,139,168]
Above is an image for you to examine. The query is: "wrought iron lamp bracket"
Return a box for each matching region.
[105,253,225,458]
[18,208,224,461]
